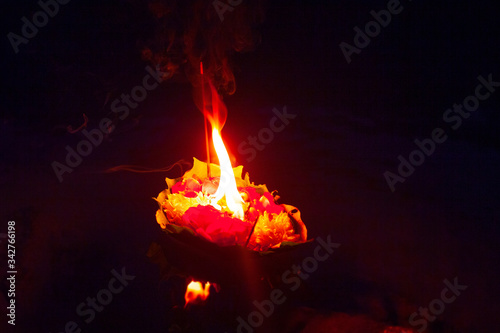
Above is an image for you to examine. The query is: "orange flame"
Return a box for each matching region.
[211,127,245,219]
[198,65,244,219]
[197,67,227,131]
[184,280,211,307]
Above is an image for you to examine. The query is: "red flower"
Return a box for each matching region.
[172,178,202,198]
[182,205,252,246]
[241,187,284,220]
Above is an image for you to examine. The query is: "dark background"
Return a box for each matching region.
[1,0,499,332]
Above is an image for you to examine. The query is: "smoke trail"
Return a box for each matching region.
[140,0,265,95]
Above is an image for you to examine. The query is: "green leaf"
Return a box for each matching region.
[164,223,196,236]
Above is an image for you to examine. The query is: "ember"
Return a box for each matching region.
[184,280,210,307]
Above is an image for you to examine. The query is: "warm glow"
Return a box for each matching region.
[211,127,245,219]
[184,280,210,307]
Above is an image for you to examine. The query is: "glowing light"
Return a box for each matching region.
[210,128,245,219]
[184,280,211,307]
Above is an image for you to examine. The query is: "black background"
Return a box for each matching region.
[1,0,499,332]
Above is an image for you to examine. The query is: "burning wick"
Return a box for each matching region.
[184,280,210,307]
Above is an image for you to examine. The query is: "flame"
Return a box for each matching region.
[211,127,245,219]
[184,280,210,307]
[198,67,244,219]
